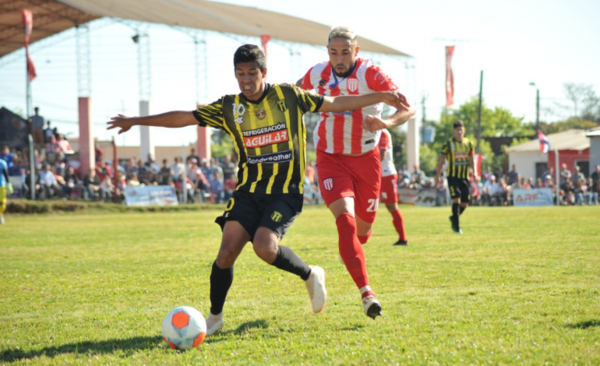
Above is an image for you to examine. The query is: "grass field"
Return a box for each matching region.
[1,205,599,365]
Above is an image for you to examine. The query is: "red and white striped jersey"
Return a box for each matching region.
[301,57,398,155]
[378,129,396,177]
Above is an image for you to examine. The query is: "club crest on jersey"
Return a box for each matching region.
[319,79,327,87]
[347,78,359,92]
[277,100,287,112]
[255,109,266,120]
[323,178,334,191]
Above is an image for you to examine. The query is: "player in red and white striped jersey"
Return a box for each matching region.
[298,26,415,319]
[378,129,408,246]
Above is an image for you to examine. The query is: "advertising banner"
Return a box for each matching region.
[512,188,553,207]
[124,185,179,206]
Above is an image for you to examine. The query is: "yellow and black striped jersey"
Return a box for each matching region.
[441,137,474,179]
[193,83,323,195]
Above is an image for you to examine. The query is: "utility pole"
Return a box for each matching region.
[476,70,483,154]
[421,93,427,145]
[529,82,540,131]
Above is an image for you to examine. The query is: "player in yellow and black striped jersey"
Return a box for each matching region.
[435,120,479,234]
[193,83,320,195]
[107,44,410,336]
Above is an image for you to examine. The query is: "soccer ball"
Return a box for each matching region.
[162,306,207,350]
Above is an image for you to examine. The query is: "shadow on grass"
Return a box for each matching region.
[0,335,163,363]
[340,325,365,331]
[206,319,269,343]
[565,319,600,329]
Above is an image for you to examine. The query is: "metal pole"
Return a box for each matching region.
[536,88,540,131]
[28,134,35,200]
[554,148,560,205]
[421,94,426,145]
[182,144,187,204]
[476,70,483,154]
[112,137,118,203]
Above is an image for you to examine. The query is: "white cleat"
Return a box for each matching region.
[206,312,224,336]
[305,265,327,313]
[0,215,4,224]
[362,295,382,319]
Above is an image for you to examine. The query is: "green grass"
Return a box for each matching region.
[1,205,599,365]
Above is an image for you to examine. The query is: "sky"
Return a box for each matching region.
[1,0,599,148]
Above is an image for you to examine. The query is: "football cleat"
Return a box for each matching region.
[305,265,327,313]
[205,312,224,336]
[362,295,382,319]
[393,239,408,246]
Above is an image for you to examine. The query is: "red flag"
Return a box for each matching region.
[445,46,454,108]
[22,9,36,81]
[260,34,271,59]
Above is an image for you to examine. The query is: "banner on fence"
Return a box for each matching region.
[397,188,438,207]
[124,185,178,206]
[512,188,553,207]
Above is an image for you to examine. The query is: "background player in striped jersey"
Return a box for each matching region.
[298,26,415,319]
[378,129,408,246]
[434,120,479,234]
[108,44,409,335]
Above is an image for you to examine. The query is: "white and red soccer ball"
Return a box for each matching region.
[162,306,207,350]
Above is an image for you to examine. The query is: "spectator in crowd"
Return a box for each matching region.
[210,158,223,180]
[199,158,212,179]
[127,172,141,187]
[63,166,81,199]
[114,171,127,203]
[412,163,425,184]
[220,155,237,181]
[56,134,74,154]
[507,164,519,185]
[588,177,600,204]
[125,157,139,179]
[99,175,114,201]
[560,178,575,205]
[170,157,184,182]
[175,173,195,203]
[305,161,316,186]
[559,163,571,186]
[38,164,61,200]
[142,171,158,186]
[0,146,16,176]
[520,177,531,189]
[591,165,600,186]
[399,164,411,183]
[482,166,493,183]
[223,174,237,202]
[497,177,508,206]
[32,107,45,145]
[541,167,554,182]
[83,168,102,201]
[146,154,160,175]
[137,158,149,183]
[187,158,210,201]
[45,135,61,163]
[94,139,104,163]
[186,148,199,164]
[43,121,54,144]
[95,160,113,183]
[159,159,173,186]
[469,176,481,206]
[574,178,587,205]
[534,177,543,189]
[482,175,501,206]
[208,170,225,203]
[572,165,585,183]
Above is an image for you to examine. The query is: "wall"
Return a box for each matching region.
[508,151,544,180]
[547,149,590,172]
[589,137,600,175]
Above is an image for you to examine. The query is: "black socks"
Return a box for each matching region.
[210,261,233,315]
[271,245,311,281]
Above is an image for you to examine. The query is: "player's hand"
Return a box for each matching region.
[474,175,480,183]
[382,91,411,111]
[363,115,389,133]
[107,114,136,134]
[7,183,13,195]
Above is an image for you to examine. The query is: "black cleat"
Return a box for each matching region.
[393,239,409,246]
[363,295,382,319]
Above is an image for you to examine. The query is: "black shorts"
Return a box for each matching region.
[447,177,471,203]
[215,190,303,241]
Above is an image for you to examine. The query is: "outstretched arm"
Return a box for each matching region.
[318,91,410,114]
[362,106,416,133]
[106,111,198,134]
[434,154,447,184]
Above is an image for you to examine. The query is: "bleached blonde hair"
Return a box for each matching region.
[328,26,357,45]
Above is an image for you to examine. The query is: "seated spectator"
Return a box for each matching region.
[95,160,113,183]
[469,177,481,206]
[82,168,102,201]
[56,134,74,154]
[99,175,114,201]
[482,175,502,206]
[482,166,494,183]
[38,164,62,200]
[588,177,600,205]
[559,163,572,186]
[170,157,184,182]
[146,154,160,175]
[497,177,508,206]
[116,171,127,203]
[175,174,195,203]
[45,135,62,164]
[159,159,174,186]
[63,166,81,199]
[572,165,585,183]
[142,171,158,186]
[223,175,237,202]
[520,177,531,190]
[574,178,587,205]
[43,121,54,143]
[534,177,543,189]
[128,173,141,187]
[208,170,224,203]
[126,157,139,179]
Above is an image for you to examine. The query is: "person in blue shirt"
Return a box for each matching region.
[0,158,13,224]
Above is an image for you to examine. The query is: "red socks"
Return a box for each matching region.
[336,213,369,289]
[391,209,407,241]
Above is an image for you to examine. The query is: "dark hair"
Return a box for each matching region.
[453,120,465,128]
[233,44,266,72]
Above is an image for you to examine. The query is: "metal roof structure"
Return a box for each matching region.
[1,0,411,59]
[506,129,590,153]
